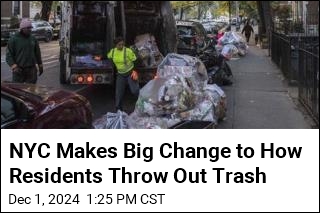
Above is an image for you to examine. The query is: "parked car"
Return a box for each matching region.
[31,20,54,42]
[1,28,19,46]
[176,20,209,56]
[202,21,219,34]
[231,18,237,26]
[1,20,54,45]
[49,18,61,39]
[1,82,93,129]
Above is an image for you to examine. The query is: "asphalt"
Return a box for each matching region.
[218,37,312,129]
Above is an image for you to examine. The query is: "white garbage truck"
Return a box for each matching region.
[59,1,177,85]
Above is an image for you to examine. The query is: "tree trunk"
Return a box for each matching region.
[41,1,53,21]
[257,1,273,35]
[180,8,184,20]
[257,1,273,50]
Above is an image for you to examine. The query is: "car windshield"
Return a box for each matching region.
[177,26,194,36]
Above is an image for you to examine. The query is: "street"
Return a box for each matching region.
[1,36,313,128]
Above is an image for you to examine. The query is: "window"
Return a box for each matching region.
[13,1,21,16]
[1,95,17,125]
[37,22,47,27]
[177,26,194,36]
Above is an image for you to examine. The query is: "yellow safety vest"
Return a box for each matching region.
[107,47,137,74]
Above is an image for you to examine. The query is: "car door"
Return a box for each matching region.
[31,22,40,39]
[43,21,53,35]
[1,93,33,129]
[37,22,47,39]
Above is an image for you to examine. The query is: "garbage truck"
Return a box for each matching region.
[59,1,177,85]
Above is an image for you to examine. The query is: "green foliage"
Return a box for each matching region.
[9,16,20,29]
[171,1,258,19]
[239,1,258,18]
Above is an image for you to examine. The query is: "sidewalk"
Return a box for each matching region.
[218,39,311,129]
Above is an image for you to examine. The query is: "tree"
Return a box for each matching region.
[239,1,258,19]
[171,1,218,20]
[257,1,272,35]
[40,1,53,21]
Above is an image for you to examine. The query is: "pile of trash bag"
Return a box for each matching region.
[93,54,227,129]
[128,54,227,129]
[216,32,248,59]
[132,34,164,68]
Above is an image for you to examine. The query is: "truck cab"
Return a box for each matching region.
[59,1,177,85]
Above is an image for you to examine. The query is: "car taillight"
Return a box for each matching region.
[77,76,84,83]
[87,75,94,83]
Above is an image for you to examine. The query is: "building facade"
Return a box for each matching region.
[1,1,30,26]
[291,1,319,34]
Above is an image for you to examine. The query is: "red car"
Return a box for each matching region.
[1,83,92,129]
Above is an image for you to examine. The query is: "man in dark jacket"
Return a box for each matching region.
[242,22,254,43]
[6,19,43,84]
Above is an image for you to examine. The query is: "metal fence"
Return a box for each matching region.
[271,32,297,81]
[271,31,319,125]
[298,43,319,125]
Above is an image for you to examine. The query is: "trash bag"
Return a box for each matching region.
[219,32,243,45]
[93,110,129,129]
[158,54,207,78]
[179,98,217,124]
[237,43,248,56]
[127,112,181,129]
[206,84,227,120]
[157,53,208,91]
[221,44,239,60]
[217,32,248,57]
[132,33,163,68]
[134,76,196,116]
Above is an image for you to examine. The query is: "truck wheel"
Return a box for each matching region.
[59,49,68,84]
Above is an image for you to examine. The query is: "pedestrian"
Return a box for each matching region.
[107,37,139,111]
[6,18,43,84]
[216,30,225,40]
[242,21,254,43]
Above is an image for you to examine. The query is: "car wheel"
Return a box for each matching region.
[45,32,52,42]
